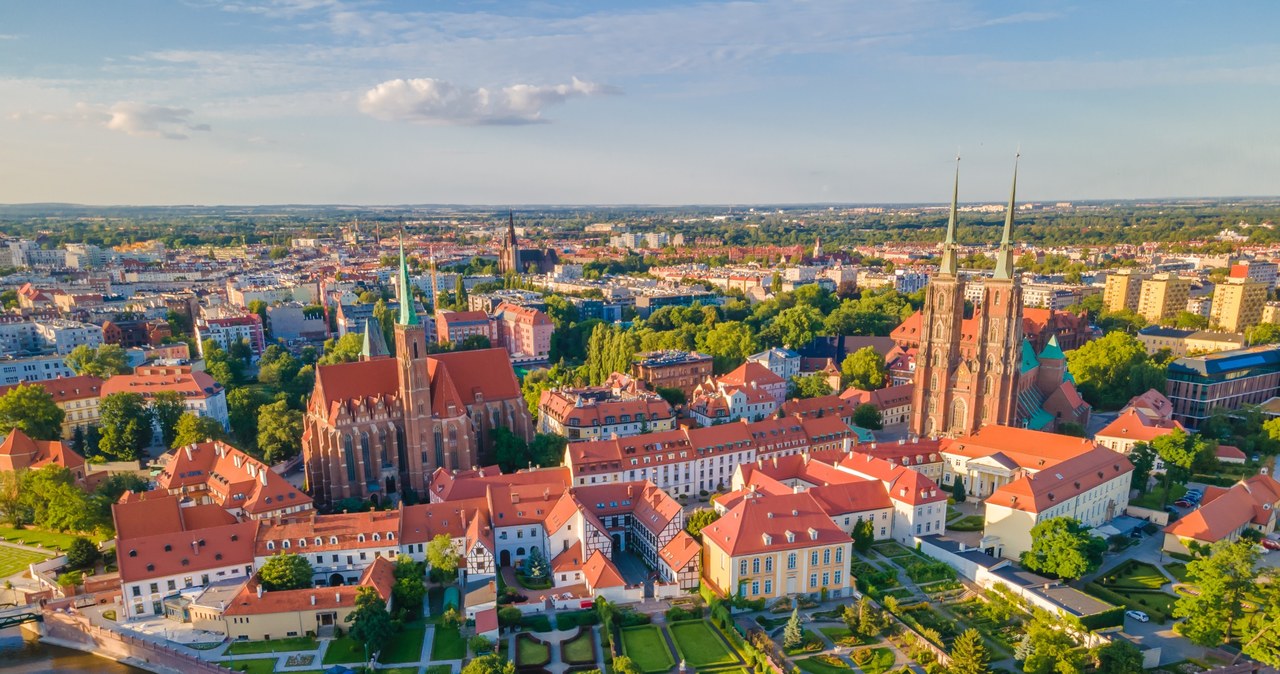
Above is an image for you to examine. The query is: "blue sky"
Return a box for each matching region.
[1,1,1278,205]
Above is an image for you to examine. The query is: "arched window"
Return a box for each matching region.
[266,541,275,551]
[360,432,374,483]
[950,398,967,430]
[983,376,992,395]
[342,435,356,482]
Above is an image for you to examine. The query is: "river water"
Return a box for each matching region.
[0,625,145,673]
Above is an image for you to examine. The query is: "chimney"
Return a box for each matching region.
[310,595,316,606]
[336,593,341,603]
[256,585,264,598]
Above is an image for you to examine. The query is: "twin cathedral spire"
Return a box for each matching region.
[937,154,1021,280]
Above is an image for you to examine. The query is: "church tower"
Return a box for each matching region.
[910,158,968,438]
[393,241,435,496]
[499,212,520,275]
[972,156,1024,429]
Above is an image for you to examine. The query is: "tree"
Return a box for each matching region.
[318,332,364,365]
[852,518,875,553]
[783,605,803,650]
[257,400,303,464]
[523,546,549,580]
[1021,612,1084,674]
[685,508,721,537]
[1248,322,1280,345]
[0,471,27,527]
[699,321,758,374]
[842,347,887,390]
[258,552,313,591]
[853,403,882,430]
[97,392,153,461]
[951,476,966,503]
[1151,429,1207,507]
[655,386,685,407]
[1174,539,1259,646]
[171,413,228,448]
[947,629,991,674]
[65,537,100,570]
[426,533,459,579]
[462,653,516,674]
[1019,517,1105,580]
[529,433,567,468]
[458,334,491,351]
[150,391,186,449]
[346,586,394,663]
[1128,441,1156,491]
[1065,332,1156,409]
[1242,570,1280,667]
[0,383,65,440]
[64,344,129,379]
[454,275,468,310]
[19,466,93,532]
[392,554,425,618]
[1093,640,1143,674]
[226,387,268,448]
[766,305,822,349]
[372,300,397,357]
[791,373,833,399]
[492,427,530,473]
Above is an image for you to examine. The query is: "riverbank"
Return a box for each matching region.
[1,623,145,673]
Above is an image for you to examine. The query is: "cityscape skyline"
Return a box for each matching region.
[2,1,1279,205]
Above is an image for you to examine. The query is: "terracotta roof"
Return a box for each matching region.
[0,375,104,403]
[836,452,947,506]
[552,541,585,573]
[118,519,259,583]
[582,550,626,589]
[157,441,312,516]
[428,348,523,404]
[1095,409,1185,443]
[256,510,401,555]
[475,607,500,634]
[400,498,487,544]
[841,383,913,409]
[112,494,186,539]
[1216,445,1247,461]
[986,447,1133,514]
[0,428,85,474]
[539,388,674,428]
[100,365,222,400]
[701,491,850,557]
[718,362,785,388]
[223,555,394,616]
[939,426,1100,472]
[430,466,570,502]
[494,303,552,326]
[313,358,399,420]
[659,530,700,571]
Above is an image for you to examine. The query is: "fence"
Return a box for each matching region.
[41,609,235,674]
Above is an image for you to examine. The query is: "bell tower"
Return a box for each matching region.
[393,240,435,495]
[973,155,1024,429]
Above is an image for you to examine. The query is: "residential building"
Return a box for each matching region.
[538,374,676,442]
[835,452,948,543]
[938,426,1104,499]
[255,510,402,586]
[0,428,87,484]
[746,348,802,381]
[1094,408,1185,455]
[434,310,494,346]
[0,375,104,438]
[1231,260,1279,289]
[1165,345,1280,428]
[983,447,1133,560]
[1103,269,1148,313]
[155,440,314,520]
[1162,474,1280,555]
[196,315,267,358]
[1210,276,1267,334]
[631,351,714,401]
[700,491,853,600]
[840,384,913,427]
[1137,273,1191,324]
[101,365,229,431]
[1135,326,1245,358]
[102,319,171,348]
[0,353,77,385]
[689,362,787,426]
[31,319,104,355]
[492,303,553,361]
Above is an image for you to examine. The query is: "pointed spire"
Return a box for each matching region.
[397,237,419,326]
[993,153,1020,280]
[361,318,389,359]
[939,156,961,276]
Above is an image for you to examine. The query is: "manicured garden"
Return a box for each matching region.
[850,647,896,674]
[378,623,426,663]
[900,603,959,648]
[0,525,108,550]
[1166,562,1189,583]
[225,636,318,655]
[430,624,467,660]
[516,634,551,667]
[669,620,737,668]
[0,545,49,578]
[1088,559,1178,623]
[947,515,985,532]
[796,654,853,674]
[321,636,365,664]
[818,625,874,648]
[870,541,918,559]
[1099,560,1167,590]
[621,624,675,673]
[561,628,596,665]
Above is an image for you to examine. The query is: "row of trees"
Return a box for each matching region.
[0,465,147,534]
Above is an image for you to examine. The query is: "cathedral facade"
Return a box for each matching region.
[499,213,558,275]
[908,159,1086,437]
[303,247,534,507]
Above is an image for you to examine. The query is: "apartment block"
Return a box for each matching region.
[1137,273,1190,324]
[1103,269,1148,313]
[1211,276,1267,334]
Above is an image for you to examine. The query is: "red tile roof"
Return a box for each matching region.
[939,426,1100,472]
[256,510,401,555]
[582,550,626,589]
[986,447,1133,514]
[0,428,85,474]
[701,491,849,557]
[400,498,487,544]
[100,365,222,400]
[1095,409,1185,443]
[118,519,259,583]
[157,441,312,516]
[0,375,104,403]
[223,555,394,616]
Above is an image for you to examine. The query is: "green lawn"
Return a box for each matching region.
[669,620,737,668]
[0,525,107,551]
[516,634,551,667]
[426,666,453,674]
[795,655,853,674]
[379,623,426,664]
[852,647,896,674]
[224,659,280,674]
[1099,560,1167,590]
[322,636,366,664]
[947,515,985,532]
[1131,483,1187,509]
[1165,562,1189,583]
[621,625,675,674]
[431,624,466,660]
[381,669,422,674]
[870,541,917,558]
[818,626,874,647]
[0,545,50,578]
[225,636,318,655]
[561,629,596,665]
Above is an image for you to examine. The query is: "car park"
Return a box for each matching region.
[1126,610,1150,623]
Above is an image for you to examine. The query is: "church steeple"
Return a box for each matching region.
[938,156,961,276]
[360,317,389,359]
[397,239,419,326]
[993,154,1019,280]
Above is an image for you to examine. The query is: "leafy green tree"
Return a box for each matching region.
[685,508,721,537]
[226,387,269,448]
[392,554,425,617]
[0,383,65,440]
[766,305,822,349]
[318,332,364,365]
[853,403,882,430]
[1151,429,1207,507]
[346,585,394,662]
[1242,570,1280,667]
[947,628,991,674]
[529,433,567,468]
[1021,612,1084,674]
[790,373,833,399]
[64,344,130,378]
[98,392,153,461]
[698,321,759,374]
[1173,311,1210,329]
[492,427,530,473]
[1065,331,1159,409]
[852,518,875,553]
[1019,517,1105,580]
[150,390,186,449]
[426,533,459,579]
[257,400,303,463]
[1248,322,1280,345]
[783,606,803,649]
[171,412,228,448]
[258,552,313,591]
[655,386,685,406]
[458,334,491,351]
[65,537,101,570]
[463,653,517,674]
[0,471,28,526]
[20,465,94,532]
[1174,539,1259,646]
[842,347,887,390]
[89,473,149,531]
[1092,640,1143,674]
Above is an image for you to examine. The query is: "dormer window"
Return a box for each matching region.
[387,532,394,540]
[357,534,365,543]
[785,531,795,543]
[267,541,275,551]
[808,528,818,540]
[315,538,322,546]
[299,539,306,548]
[282,540,290,549]
[330,537,338,545]
[372,533,380,542]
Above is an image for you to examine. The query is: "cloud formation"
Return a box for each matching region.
[17,101,210,140]
[358,77,618,125]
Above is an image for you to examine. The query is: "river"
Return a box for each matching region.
[0,625,145,673]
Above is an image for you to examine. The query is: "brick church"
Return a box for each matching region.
[303,246,534,507]
[908,159,1090,438]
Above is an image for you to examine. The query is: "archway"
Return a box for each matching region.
[611,534,623,551]
[328,573,345,587]
[500,550,511,568]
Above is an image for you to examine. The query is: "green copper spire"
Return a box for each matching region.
[939,156,960,276]
[397,239,419,326]
[361,317,389,359]
[993,153,1019,280]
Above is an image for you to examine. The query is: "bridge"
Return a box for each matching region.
[0,604,41,630]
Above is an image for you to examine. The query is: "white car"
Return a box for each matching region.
[1125,610,1150,623]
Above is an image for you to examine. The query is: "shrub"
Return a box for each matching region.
[665,605,703,622]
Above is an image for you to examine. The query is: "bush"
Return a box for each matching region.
[665,605,703,622]
[616,609,651,627]
[556,609,600,630]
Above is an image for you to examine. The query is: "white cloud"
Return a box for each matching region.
[358,77,619,125]
[16,101,210,140]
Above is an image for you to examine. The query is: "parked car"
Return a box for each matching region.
[1263,538,1280,551]
[1173,500,1192,508]
[1126,610,1150,623]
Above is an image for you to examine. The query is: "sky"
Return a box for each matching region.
[1,1,1279,206]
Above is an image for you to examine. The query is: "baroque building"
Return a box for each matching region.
[303,245,534,507]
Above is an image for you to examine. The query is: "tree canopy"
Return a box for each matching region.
[841,346,887,390]
[1174,539,1259,646]
[1019,517,1105,580]
[258,552,313,591]
[0,383,65,440]
[1065,331,1165,410]
[97,392,153,461]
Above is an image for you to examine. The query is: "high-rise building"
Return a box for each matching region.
[1137,273,1191,324]
[1210,276,1267,334]
[1102,269,1148,314]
